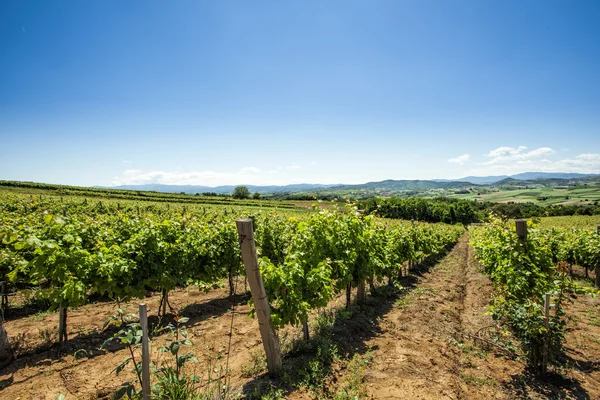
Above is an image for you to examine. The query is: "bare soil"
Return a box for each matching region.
[1,234,599,399]
[307,234,600,400]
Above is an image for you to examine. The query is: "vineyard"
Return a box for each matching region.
[0,189,599,399]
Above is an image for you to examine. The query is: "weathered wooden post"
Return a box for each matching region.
[596,227,600,287]
[516,219,527,241]
[357,280,366,303]
[542,293,550,374]
[236,219,282,374]
[139,303,151,400]
[0,318,13,367]
[302,317,310,341]
[58,307,68,342]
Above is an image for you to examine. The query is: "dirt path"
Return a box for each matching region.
[355,233,517,399]
[337,233,600,400]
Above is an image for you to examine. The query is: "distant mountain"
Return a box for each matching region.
[494,175,600,187]
[107,183,333,194]
[455,175,509,185]
[325,179,473,191]
[105,172,600,195]
[455,172,598,185]
[509,172,599,180]
[106,180,472,195]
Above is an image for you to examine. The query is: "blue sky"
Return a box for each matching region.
[1,0,599,187]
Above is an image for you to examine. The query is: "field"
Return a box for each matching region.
[450,184,600,206]
[1,186,599,399]
[538,214,600,229]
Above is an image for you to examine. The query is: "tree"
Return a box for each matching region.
[0,319,13,367]
[232,186,250,199]
[252,192,261,199]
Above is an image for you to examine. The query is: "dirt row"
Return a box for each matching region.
[322,234,600,399]
[1,233,599,399]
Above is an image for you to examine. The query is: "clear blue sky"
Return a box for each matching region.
[1,0,599,186]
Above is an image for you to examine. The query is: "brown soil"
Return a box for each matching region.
[313,234,600,400]
[1,234,599,399]
[0,282,266,399]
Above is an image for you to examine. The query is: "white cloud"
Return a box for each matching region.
[122,160,132,164]
[113,167,265,186]
[284,163,301,170]
[483,146,555,165]
[448,154,470,165]
[112,164,316,186]
[239,166,260,174]
[464,145,600,176]
[486,146,527,158]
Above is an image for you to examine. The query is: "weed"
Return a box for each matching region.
[249,385,284,400]
[333,350,374,399]
[27,309,52,322]
[39,327,54,343]
[461,373,497,386]
[336,308,353,322]
[412,287,436,297]
[585,307,599,326]
[11,332,27,354]
[241,350,267,378]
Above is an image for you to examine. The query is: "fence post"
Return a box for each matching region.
[596,227,600,287]
[139,303,151,400]
[58,307,68,342]
[515,219,527,241]
[357,280,366,303]
[542,293,550,374]
[236,219,282,374]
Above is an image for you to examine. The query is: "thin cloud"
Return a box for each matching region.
[484,146,555,165]
[465,145,600,176]
[448,154,470,165]
[284,162,301,170]
[112,165,310,186]
[239,166,260,174]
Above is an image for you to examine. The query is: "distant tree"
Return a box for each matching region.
[252,192,261,199]
[232,186,250,199]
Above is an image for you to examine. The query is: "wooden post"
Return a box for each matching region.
[139,304,151,400]
[1,283,6,320]
[0,318,13,368]
[357,280,366,303]
[58,307,68,342]
[542,293,550,374]
[516,220,527,241]
[302,317,309,341]
[345,281,352,309]
[596,227,600,287]
[236,219,282,374]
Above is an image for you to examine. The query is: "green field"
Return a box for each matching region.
[450,184,600,206]
[537,214,600,229]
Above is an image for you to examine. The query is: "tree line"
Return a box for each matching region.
[359,197,600,223]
